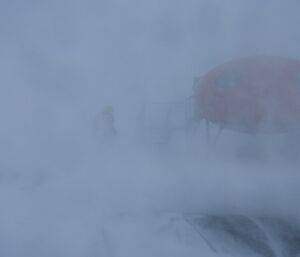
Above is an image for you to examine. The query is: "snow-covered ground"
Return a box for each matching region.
[102,212,300,257]
[1,139,299,257]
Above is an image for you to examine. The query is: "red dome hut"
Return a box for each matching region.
[194,56,300,134]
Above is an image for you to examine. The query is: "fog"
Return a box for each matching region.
[1,0,300,256]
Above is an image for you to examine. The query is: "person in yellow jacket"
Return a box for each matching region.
[94,106,116,147]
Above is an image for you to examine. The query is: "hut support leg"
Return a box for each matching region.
[213,125,224,145]
[205,119,210,144]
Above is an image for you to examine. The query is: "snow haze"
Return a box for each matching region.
[1,0,300,256]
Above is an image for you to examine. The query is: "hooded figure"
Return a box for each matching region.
[94,106,116,148]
